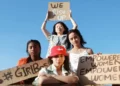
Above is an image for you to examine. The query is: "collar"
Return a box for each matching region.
[47,64,68,75]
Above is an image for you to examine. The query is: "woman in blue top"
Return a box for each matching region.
[41,10,77,57]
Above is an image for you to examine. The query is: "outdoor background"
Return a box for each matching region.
[0,0,120,70]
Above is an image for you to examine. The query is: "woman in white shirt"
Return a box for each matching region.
[67,29,94,73]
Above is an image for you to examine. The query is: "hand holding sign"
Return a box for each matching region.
[0,59,49,86]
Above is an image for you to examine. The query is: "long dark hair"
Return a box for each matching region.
[48,56,70,71]
[52,21,70,50]
[26,39,41,57]
[67,29,86,47]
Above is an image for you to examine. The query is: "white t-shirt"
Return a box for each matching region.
[69,50,88,73]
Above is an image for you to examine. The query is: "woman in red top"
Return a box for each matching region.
[17,39,42,84]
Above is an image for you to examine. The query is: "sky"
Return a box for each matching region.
[0,0,120,70]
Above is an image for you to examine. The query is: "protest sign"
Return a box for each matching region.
[48,2,70,21]
[77,54,120,85]
[0,59,49,86]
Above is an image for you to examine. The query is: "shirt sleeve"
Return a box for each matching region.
[17,58,28,66]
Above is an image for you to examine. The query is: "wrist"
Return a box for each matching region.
[70,17,72,19]
[44,20,47,22]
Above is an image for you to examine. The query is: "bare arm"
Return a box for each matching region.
[69,10,78,29]
[41,12,51,38]
[39,75,62,85]
[38,73,78,84]
[52,75,79,84]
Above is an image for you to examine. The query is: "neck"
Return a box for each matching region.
[57,33,63,36]
[73,44,82,49]
[31,56,40,61]
[55,65,62,75]
[56,65,62,71]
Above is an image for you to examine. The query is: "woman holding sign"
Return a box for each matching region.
[16,39,42,85]
[32,45,79,85]
[67,29,94,73]
[41,11,77,58]
[68,29,104,86]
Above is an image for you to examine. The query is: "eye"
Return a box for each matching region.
[29,46,32,49]
[70,38,73,41]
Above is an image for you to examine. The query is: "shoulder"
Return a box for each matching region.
[39,67,47,74]
[63,34,67,36]
[38,66,53,75]
[17,57,28,66]
[50,34,56,37]
[67,50,75,55]
[67,49,73,53]
[47,35,57,40]
[39,65,55,75]
[85,48,94,55]
[67,50,70,53]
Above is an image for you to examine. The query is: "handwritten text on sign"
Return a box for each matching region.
[77,54,120,85]
[0,59,49,86]
[48,2,70,21]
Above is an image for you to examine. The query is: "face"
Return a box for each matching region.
[55,23,65,35]
[51,54,65,68]
[68,32,80,47]
[27,42,40,58]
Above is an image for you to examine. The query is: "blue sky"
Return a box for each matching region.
[0,0,120,70]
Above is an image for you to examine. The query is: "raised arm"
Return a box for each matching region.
[69,10,78,29]
[41,12,51,38]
